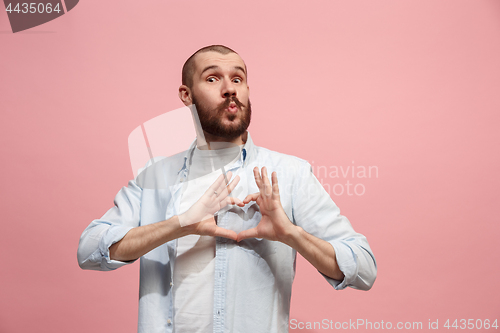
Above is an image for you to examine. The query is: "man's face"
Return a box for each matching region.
[189,51,251,141]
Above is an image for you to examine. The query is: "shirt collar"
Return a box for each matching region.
[178,131,256,174]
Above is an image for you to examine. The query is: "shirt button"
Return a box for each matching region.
[167,319,172,325]
[170,282,173,286]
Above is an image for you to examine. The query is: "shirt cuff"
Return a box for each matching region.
[320,240,358,290]
[98,225,136,270]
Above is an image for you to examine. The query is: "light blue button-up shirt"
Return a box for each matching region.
[77,132,377,333]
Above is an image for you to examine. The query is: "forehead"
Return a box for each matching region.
[193,51,246,75]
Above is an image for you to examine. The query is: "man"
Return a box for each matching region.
[77,45,377,333]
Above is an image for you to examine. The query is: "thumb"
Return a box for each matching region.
[236,227,260,242]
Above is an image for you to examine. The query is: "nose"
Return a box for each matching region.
[221,80,236,98]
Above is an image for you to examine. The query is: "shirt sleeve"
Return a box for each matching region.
[77,179,142,271]
[291,161,377,290]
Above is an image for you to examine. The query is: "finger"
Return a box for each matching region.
[261,166,271,186]
[253,167,263,189]
[229,197,243,206]
[271,171,280,197]
[213,226,238,241]
[212,172,235,200]
[261,166,272,196]
[214,171,232,194]
[242,192,260,204]
[236,227,260,242]
[235,193,258,207]
[208,173,226,195]
[226,174,240,195]
[223,171,233,186]
[217,175,240,199]
[222,195,243,207]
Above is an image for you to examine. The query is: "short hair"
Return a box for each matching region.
[182,45,239,89]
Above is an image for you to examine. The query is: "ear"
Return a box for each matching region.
[179,85,192,106]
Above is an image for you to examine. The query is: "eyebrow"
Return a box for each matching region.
[200,65,246,76]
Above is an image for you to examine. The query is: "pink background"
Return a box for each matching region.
[1,1,499,332]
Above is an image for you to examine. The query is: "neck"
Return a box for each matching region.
[197,131,247,150]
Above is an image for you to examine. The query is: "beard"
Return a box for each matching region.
[192,94,252,141]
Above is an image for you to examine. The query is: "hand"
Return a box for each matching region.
[180,171,241,240]
[236,167,297,243]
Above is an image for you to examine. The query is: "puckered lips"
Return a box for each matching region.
[226,102,239,114]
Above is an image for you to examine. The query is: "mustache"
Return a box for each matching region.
[217,96,246,112]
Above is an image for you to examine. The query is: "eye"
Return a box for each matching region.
[233,78,242,83]
[207,77,218,83]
